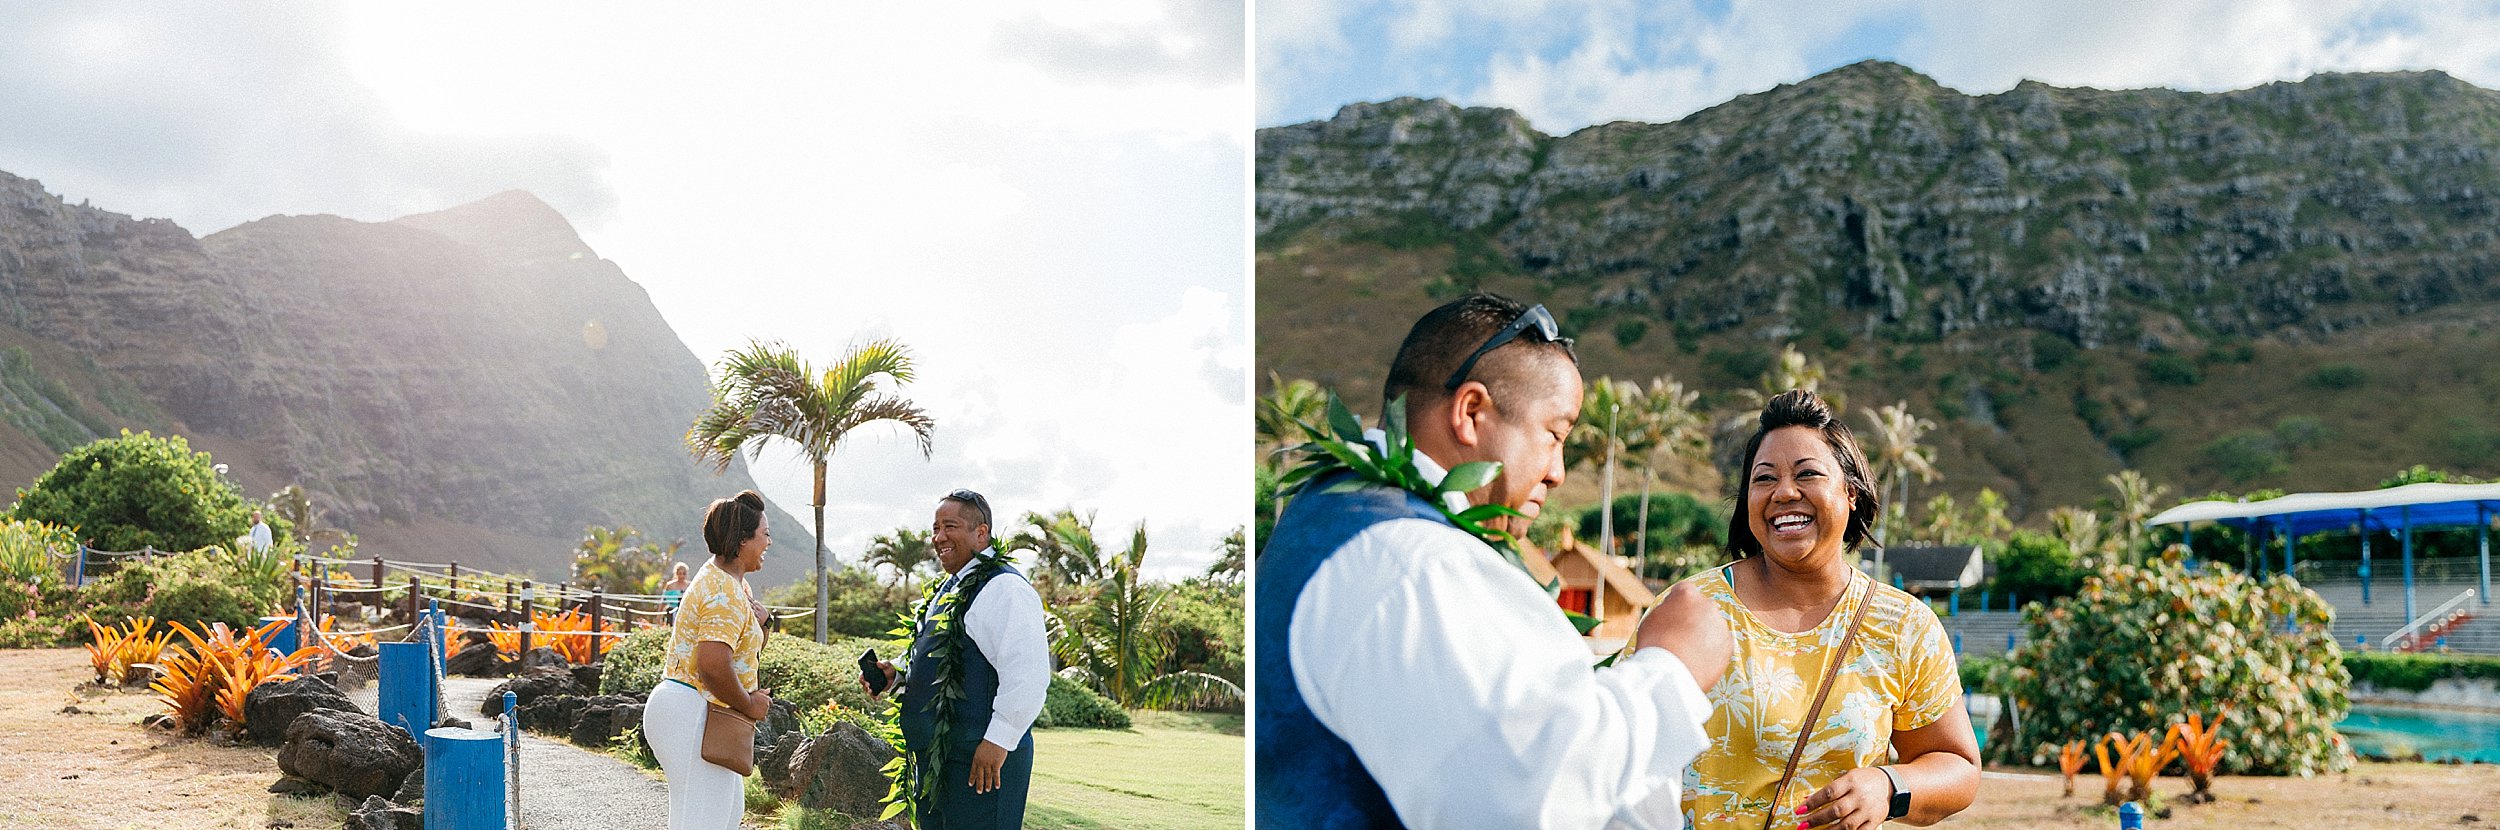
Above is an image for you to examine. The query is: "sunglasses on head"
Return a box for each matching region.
[945,489,990,518]
[1444,304,1572,390]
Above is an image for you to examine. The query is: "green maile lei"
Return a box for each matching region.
[1280,391,1604,641]
[878,545,1013,822]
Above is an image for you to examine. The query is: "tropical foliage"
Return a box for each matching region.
[689,339,937,643]
[83,615,172,685]
[142,618,316,736]
[11,431,287,552]
[572,525,680,595]
[2003,550,2349,776]
[0,517,75,588]
[861,527,936,593]
[1048,523,1243,711]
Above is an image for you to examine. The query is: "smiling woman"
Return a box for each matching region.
[1638,390,1981,830]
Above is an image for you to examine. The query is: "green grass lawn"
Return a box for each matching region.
[1024,711,1245,830]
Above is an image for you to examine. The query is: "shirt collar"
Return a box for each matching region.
[1365,428,1472,515]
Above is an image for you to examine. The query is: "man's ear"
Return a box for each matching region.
[1447,381,1493,449]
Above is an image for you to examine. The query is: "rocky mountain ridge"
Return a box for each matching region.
[0,171,812,583]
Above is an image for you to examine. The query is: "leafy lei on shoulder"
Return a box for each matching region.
[1279,391,1601,638]
[876,545,1014,822]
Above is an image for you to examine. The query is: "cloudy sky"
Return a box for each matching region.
[0,2,1248,579]
[1260,0,2500,131]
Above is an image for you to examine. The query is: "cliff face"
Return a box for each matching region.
[0,172,810,583]
[1257,62,2500,513]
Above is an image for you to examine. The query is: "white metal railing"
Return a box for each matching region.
[2382,588,2481,649]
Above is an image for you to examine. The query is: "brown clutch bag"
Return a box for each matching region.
[702,702,758,776]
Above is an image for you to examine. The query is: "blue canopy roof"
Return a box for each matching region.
[2146,482,2500,537]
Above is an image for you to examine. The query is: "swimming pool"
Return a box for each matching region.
[2335,704,2500,763]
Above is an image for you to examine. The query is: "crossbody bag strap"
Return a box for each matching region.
[1761,573,1877,830]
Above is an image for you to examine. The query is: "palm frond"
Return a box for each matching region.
[831,395,938,458]
[1135,670,1244,711]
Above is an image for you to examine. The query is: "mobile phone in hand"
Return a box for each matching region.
[859,648,891,694]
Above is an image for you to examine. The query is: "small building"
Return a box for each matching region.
[1879,544,1986,595]
[1524,530,1659,653]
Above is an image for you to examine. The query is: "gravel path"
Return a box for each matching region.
[348,674,671,829]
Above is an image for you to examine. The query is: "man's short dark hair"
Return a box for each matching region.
[940,489,993,537]
[1382,292,1578,413]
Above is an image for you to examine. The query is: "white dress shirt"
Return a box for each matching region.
[1288,448,1713,830]
[919,561,1051,750]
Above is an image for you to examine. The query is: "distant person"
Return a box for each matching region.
[642,490,775,829]
[866,489,1049,830]
[1638,390,1978,829]
[1256,293,1724,828]
[248,511,274,554]
[661,562,693,622]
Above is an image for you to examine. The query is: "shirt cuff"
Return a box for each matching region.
[983,708,1037,749]
[1627,646,1712,731]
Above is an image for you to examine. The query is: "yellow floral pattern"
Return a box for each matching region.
[1681,565,1960,829]
[661,560,762,709]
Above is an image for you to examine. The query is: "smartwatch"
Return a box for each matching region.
[1876,765,1911,819]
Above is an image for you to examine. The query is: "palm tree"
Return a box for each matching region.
[1972,488,2014,541]
[1712,344,1841,470]
[1255,372,1325,465]
[1566,378,1656,556]
[1008,508,1110,595]
[688,339,936,643]
[2106,470,2170,562]
[862,527,937,593]
[1631,376,1709,576]
[1047,522,1242,710]
[1860,401,1939,580]
[1206,527,1245,584]
[2047,506,2106,558]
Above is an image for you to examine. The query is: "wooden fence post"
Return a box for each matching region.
[406,575,420,624]
[519,580,534,657]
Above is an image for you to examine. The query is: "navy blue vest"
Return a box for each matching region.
[1256,473,1444,829]
[901,561,1023,753]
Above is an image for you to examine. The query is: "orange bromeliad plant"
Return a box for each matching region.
[2056,739,2088,797]
[144,620,317,736]
[2098,729,2180,804]
[83,615,173,686]
[2168,710,2230,801]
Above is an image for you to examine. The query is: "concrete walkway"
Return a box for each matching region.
[349,675,671,829]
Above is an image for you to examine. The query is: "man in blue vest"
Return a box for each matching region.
[869,489,1050,829]
[1257,293,1729,829]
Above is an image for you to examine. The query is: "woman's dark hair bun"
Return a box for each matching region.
[703,489,767,560]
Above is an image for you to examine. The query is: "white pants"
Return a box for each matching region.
[644,680,743,829]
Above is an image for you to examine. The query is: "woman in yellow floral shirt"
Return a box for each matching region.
[1640,391,1977,830]
[641,490,775,829]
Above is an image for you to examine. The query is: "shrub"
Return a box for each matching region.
[1985,531,2090,604]
[2303,364,2365,389]
[10,431,287,553]
[1156,579,1244,694]
[0,613,82,648]
[763,569,913,640]
[1958,655,2006,695]
[0,518,74,588]
[2141,354,2202,386]
[2002,551,2349,775]
[2344,652,2500,692]
[1035,674,1129,729]
[601,627,900,714]
[1613,318,1649,348]
[144,571,262,631]
[2203,430,2287,482]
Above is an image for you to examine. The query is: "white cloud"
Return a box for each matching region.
[0,2,1248,588]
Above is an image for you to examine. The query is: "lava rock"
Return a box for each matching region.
[346,795,423,830]
[481,668,583,717]
[275,709,422,800]
[569,663,602,692]
[786,722,899,817]
[515,693,591,734]
[568,696,645,749]
[444,642,513,677]
[266,775,327,796]
[242,674,357,746]
[519,646,569,673]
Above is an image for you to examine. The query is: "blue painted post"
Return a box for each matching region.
[70,543,83,587]
[424,726,506,830]
[504,690,520,829]
[1948,590,1959,617]
[2436,636,2448,652]
[2283,525,2296,581]
[1892,573,1905,590]
[2355,633,2367,650]
[262,616,299,656]
[1981,590,1992,612]
[379,642,435,737]
[2183,524,2193,556]
[2006,631,2016,652]
[2401,506,2417,623]
[2479,505,2490,607]
[2360,510,2374,607]
[1952,632,1963,653]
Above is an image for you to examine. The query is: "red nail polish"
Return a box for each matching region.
[1795,805,1809,815]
